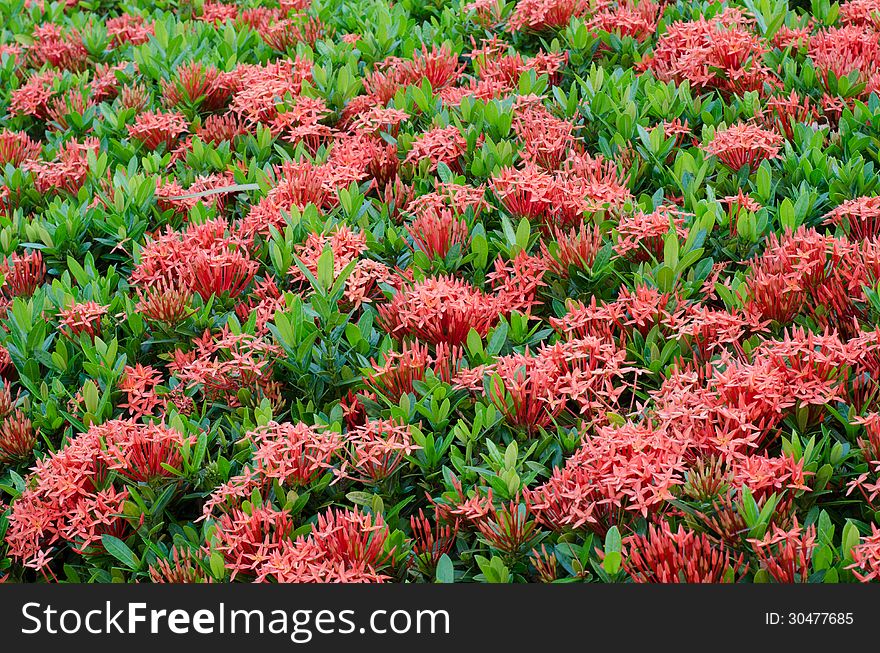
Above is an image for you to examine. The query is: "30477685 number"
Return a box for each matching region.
[765,613,854,625]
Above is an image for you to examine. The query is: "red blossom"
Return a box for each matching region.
[623,521,747,583]
[702,123,783,172]
[57,301,107,339]
[748,521,817,583]
[128,110,189,150]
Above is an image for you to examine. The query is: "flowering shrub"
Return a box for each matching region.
[1,0,880,585]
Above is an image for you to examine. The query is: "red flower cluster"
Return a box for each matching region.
[6,420,191,572]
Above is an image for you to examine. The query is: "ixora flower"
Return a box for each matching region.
[643,8,773,96]
[128,110,189,150]
[526,421,689,534]
[25,137,100,195]
[365,340,462,399]
[622,521,747,583]
[809,25,880,97]
[0,129,41,167]
[748,520,817,583]
[701,123,784,171]
[5,420,192,572]
[244,421,344,487]
[377,276,501,345]
[253,507,392,583]
[57,300,108,339]
[404,125,468,171]
[168,327,282,407]
[0,250,45,300]
[406,207,470,260]
[508,0,590,32]
[824,196,880,241]
[0,387,36,464]
[148,546,213,583]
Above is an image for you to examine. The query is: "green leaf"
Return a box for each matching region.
[603,526,622,574]
[466,328,483,358]
[602,551,622,575]
[515,217,531,251]
[317,245,335,291]
[486,322,508,356]
[663,232,679,269]
[210,551,227,579]
[435,554,454,583]
[101,535,139,570]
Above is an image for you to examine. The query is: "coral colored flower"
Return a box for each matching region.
[403,44,465,90]
[454,492,539,554]
[586,0,662,41]
[349,106,410,136]
[168,327,282,407]
[242,160,336,237]
[0,250,46,300]
[702,123,783,171]
[365,340,462,399]
[131,218,252,290]
[116,81,150,111]
[208,504,295,579]
[149,546,212,583]
[513,104,577,169]
[284,225,401,310]
[809,26,880,97]
[825,195,880,241]
[410,508,458,572]
[849,524,880,581]
[748,521,817,583]
[261,15,326,51]
[721,190,763,236]
[623,521,747,583]
[10,69,61,120]
[539,223,604,277]
[188,247,258,300]
[405,125,467,171]
[254,507,391,583]
[25,137,99,195]
[234,275,285,334]
[57,301,107,339]
[244,421,344,487]
[742,227,856,331]
[465,0,504,25]
[0,129,41,167]
[119,364,164,419]
[343,418,419,483]
[198,1,239,24]
[3,420,190,569]
[135,280,193,326]
[407,207,470,259]
[508,0,590,32]
[526,421,688,534]
[104,420,197,484]
[228,58,313,125]
[644,9,772,97]
[614,205,689,262]
[162,61,230,112]
[762,91,817,141]
[106,14,154,46]
[197,113,248,144]
[841,0,880,27]
[0,407,36,464]
[29,23,89,72]
[128,110,189,150]
[46,89,95,131]
[377,275,501,345]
